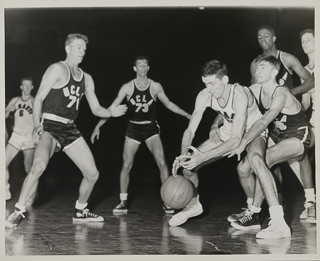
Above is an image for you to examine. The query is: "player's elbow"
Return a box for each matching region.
[91,106,102,116]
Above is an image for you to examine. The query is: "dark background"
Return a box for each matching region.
[5,6,314,199]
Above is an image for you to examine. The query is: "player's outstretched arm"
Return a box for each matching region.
[283,53,314,96]
[91,118,109,144]
[172,90,209,174]
[155,83,191,119]
[84,73,127,118]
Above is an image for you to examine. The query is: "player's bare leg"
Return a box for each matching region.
[65,137,103,222]
[113,137,140,213]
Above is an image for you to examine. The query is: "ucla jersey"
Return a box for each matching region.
[42,61,85,121]
[127,80,157,122]
[258,86,309,135]
[276,50,294,89]
[210,84,262,133]
[13,97,34,135]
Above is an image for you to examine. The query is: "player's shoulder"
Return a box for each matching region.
[274,86,290,95]
[279,51,298,63]
[150,79,161,89]
[196,88,211,101]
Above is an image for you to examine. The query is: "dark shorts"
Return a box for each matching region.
[125,121,160,144]
[269,125,311,158]
[42,119,82,152]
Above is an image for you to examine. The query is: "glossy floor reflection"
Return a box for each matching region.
[5,176,318,257]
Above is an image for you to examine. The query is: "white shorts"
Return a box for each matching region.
[8,132,35,151]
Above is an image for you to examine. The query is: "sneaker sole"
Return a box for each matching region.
[231,221,261,230]
[169,208,203,227]
[113,209,128,214]
[5,221,17,228]
[305,219,316,224]
[256,231,291,239]
[72,217,104,222]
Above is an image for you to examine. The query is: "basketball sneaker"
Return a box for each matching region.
[72,208,104,222]
[231,210,261,230]
[256,218,291,239]
[300,201,316,223]
[163,203,175,214]
[168,196,203,227]
[113,200,128,214]
[5,208,26,228]
[227,208,249,222]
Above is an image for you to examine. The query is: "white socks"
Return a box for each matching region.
[120,193,128,201]
[269,205,285,220]
[304,188,316,203]
[15,202,26,213]
[246,198,253,209]
[75,200,88,210]
[249,205,261,213]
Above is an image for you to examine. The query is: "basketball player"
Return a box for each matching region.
[91,55,191,214]
[292,29,316,222]
[169,60,290,239]
[229,25,315,223]
[5,77,35,202]
[5,34,127,228]
[226,55,311,237]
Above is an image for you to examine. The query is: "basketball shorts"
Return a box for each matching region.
[125,121,160,144]
[8,131,35,151]
[269,125,311,157]
[41,119,82,152]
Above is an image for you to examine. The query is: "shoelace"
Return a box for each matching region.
[238,211,253,224]
[82,208,98,217]
[308,204,315,216]
[7,210,25,222]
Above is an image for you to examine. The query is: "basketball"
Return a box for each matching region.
[160,175,193,209]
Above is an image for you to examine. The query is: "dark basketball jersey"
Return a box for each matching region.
[257,86,309,136]
[276,50,294,89]
[42,62,85,121]
[127,80,157,122]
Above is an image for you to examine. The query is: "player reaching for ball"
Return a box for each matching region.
[169,60,290,239]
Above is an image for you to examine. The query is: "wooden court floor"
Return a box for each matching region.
[4,172,318,259]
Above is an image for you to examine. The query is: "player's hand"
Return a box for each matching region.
[209,126,220,143]
[91,128,100,144]
[172,157,180,176]
[180,146,206,170]
[110,104,127,117]
[225,142,246,161]
[172,151,190,175]
[32,125,43,145]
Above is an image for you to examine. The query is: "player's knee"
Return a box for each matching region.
[249,152,265,174]
[30,160,47,178]
[156,157,167,170]
[236,160,250,178]
[122,161,133,172]
[86,169,99,183]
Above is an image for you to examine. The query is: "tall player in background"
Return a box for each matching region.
[91,55,191,214]
[5,77,36,204]
[228,25,315,222]
[290,29,316,222]
[5,34,127,228]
